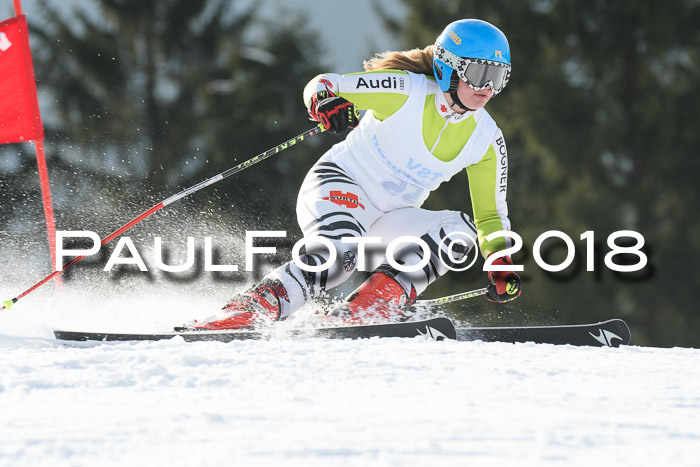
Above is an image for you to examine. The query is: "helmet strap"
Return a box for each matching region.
[449,90,474,112]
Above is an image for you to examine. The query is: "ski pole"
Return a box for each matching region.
[415,287,488,306]
[1,124,327,312]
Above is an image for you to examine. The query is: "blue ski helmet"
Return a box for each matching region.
[433,19,511,94]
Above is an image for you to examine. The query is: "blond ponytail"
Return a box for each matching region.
[363,45,435,76]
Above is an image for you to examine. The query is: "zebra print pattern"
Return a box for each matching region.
[299,162,359,196]
[384,212,478,295]
[299,161,367,240]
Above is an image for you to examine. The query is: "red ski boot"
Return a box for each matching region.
[326,272,416,325]
[194,280,288,330]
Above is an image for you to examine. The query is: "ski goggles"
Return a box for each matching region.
[434,44,511,93]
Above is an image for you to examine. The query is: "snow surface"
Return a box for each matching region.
[1,282,699,467]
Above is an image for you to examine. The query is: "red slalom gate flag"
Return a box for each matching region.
[0,14,44,144]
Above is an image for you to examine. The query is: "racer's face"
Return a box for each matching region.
[455,79,494,111]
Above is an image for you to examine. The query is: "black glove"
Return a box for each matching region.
[308,91,360,133]
[486,255,521,303]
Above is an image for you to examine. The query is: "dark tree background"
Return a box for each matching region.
[1,0,698,346]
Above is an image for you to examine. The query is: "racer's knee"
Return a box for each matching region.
[424,210,479,266]
[384,211,478,295]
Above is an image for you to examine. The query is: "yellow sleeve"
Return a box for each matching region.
[303,70,411,121]
[466,131,511,258]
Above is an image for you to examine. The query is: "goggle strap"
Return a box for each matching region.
[435,44,510,70]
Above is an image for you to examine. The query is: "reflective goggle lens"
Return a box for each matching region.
[461,62,509,92]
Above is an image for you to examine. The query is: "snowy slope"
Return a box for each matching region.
[1,284,698,467]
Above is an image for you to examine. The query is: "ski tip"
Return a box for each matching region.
[603,318,632,346]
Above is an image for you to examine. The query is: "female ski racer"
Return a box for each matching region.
[193,18,522,330]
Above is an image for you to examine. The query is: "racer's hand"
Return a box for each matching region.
[308,91,360,133]
[486,255,521,303]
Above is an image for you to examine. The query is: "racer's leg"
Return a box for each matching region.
[268,158,383,314]
[195,156,383,330]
